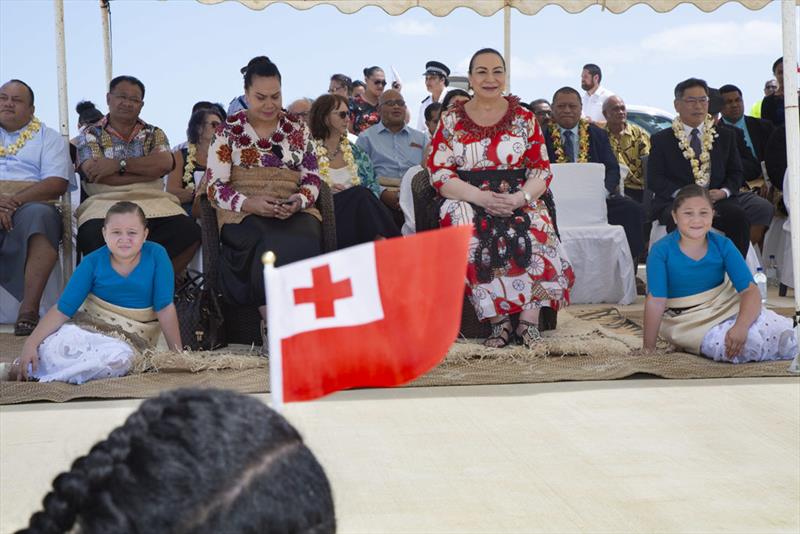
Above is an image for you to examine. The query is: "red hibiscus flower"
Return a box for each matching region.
[231,125,244,135]
[256,138,271,149]
[281,121,293,133]
[216,144,232,163]
[238,134,252,147]
[288,129,304,150]
[272,132,285,144]
[240,147,259,167]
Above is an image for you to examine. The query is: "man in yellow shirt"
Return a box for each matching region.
[601,95,651,204]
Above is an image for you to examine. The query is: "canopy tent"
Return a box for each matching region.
[51,0,800,368]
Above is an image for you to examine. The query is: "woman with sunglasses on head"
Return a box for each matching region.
[309,94,399,249]
[349,66,386,135]
[166,107,225,216]
[328,73,353,98]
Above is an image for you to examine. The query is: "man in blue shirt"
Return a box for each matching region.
[356,89,428,222]
[0,79,74,335]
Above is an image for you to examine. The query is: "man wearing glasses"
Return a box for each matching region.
[648,77,750,257]
[75,75,200,276]
[357,89,429,226]
[530,99,552,130]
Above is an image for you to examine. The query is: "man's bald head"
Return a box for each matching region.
[379,89,406,131]
[379,89,402,105]
[602,95,627,132]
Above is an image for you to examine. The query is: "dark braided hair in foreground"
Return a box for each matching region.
[17,388,335,534]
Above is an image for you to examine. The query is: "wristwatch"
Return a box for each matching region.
[522,191,532,205]
[119,159,127,175]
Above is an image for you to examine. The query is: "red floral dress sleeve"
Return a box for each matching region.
[426,110,460,191]
[205,124,246,212]
[523,112,553,188]
[296,122,321,209]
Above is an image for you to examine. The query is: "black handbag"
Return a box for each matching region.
[174,269,226,351]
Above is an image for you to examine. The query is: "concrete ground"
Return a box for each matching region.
[2,377,799,533]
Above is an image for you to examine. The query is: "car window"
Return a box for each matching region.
[626,112,672,135]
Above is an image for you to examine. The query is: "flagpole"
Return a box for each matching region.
[262,251,284,412]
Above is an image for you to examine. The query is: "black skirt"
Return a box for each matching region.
[334,185,400,249]
[218,213,322,306]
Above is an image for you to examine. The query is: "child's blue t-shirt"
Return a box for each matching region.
[646,231,753,299]
[58,241,174,317]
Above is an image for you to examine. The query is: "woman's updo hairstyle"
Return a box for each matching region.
[468,47,506,73]
[18,388,335,534]
[672,184,713,212]
[243,56,281,89]
[103,201,146,228]
[363,66,383,79]
[75,101,104,127]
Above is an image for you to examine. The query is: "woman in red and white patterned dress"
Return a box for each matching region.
[427,48,574,348]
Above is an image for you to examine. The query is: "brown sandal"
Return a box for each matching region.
[14,311,39,337]
[484,317,513,348]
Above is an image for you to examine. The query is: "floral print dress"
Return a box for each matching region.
[349,95,380,135]
[427,96,575,321]
[205,110,321,211]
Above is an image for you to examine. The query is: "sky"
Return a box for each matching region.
[1,0,797,144]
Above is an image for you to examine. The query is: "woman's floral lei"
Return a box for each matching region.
[313,136,359,188]
[549,119,589,163]
[181,143,197,190]
[672,114,717,187]
[0,117,41,157]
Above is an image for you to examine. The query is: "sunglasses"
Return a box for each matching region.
[382,99,405,108]
[373,80,387,87]
[332,111,348,119]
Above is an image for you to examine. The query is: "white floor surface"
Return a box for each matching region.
[2,378,799,533]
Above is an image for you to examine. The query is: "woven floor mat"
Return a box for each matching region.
[2,307,796,405]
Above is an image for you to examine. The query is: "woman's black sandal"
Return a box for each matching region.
[484,316,513,348]
[516,319,543,348]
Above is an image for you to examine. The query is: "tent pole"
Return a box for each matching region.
[780,1,800,372]
[53,0,73,281]
[504,3,511,93]
[100,0,113,87]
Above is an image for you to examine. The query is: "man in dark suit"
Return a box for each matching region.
[544,87,645,283]
[717,84,775,249]
[648,78,749,256]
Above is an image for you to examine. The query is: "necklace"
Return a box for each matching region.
[182,144,198,190]
[671,115,717,187]
[0,117,41,157]
[549,119,590,163]
[314,135,359,187]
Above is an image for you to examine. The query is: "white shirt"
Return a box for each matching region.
[415,88,450,132]
[581,86,615,122]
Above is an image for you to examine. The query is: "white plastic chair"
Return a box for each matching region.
[549,163,636,305]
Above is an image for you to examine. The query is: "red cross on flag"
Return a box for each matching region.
[264,225,471,405]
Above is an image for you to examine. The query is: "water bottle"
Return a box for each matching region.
[754,267,768,304]
[766,255,779,287]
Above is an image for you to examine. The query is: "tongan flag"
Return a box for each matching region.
[264,225,471,405]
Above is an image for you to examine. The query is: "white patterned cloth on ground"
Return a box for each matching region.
[700,309,798,363]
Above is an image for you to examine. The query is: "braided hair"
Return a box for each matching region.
[17,389,335,534]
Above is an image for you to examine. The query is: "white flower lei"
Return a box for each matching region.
[313,136,359,187]
[0,117,41,157]
[672,115,717,188]
[182,143,197,191]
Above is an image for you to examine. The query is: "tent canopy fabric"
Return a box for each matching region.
[197,0,797,16]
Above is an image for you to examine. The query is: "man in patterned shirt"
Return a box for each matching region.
[75,75,200,275]
[602,95,651,204]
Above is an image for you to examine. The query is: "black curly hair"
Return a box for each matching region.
[17,389,335,534]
